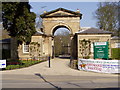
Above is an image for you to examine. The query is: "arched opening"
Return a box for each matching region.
[52,26,71,59]
[52,25,72,35]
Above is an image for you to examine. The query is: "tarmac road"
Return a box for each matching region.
[1,58,119,89]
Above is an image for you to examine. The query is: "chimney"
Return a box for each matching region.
[76,9,80,13]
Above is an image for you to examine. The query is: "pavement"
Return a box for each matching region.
[1,58,119,77]
[1,58,119,89]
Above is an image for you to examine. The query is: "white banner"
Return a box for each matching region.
[78,59,120,73]
[0,60,6,68]
[94,42,107,46]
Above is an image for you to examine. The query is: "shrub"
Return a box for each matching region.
[111,48,120,60]
[5,65,20,70]
[6,59,21,65]
[4,59,46,70]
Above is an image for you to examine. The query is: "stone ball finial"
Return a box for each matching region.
[44,11,47,13]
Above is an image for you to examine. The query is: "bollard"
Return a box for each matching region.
[48,55,50,68]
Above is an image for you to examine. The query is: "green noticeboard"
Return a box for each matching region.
[94,42,109,59]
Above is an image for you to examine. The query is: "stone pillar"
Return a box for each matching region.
[108,38,111,58]
[51,37,55,58]
[70,35,77,60]
[49,36,53,57]
[46,36,53,57]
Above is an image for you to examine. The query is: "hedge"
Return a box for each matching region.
[4,60,46,70]
[111,48,120,60]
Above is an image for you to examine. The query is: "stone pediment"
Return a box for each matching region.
[40,8,82,18]
[47,11,74,16]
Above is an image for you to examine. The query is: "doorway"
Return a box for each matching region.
[53,27,71,59]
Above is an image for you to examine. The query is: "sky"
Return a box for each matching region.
[29,2,99,34]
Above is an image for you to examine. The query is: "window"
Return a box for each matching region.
[23,43,29,53]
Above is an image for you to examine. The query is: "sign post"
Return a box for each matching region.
[94,42,109,59]
[0,60,6,68]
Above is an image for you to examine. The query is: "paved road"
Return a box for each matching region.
[1,58,119,89]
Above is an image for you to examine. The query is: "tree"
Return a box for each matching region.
[95,2,119,36]
[2,2,36,59]
[0,1,2,22]
[2,2,36,44]
[118,2,120,37]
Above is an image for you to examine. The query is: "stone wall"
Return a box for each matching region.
[77,34,111,59]
[111,39,120,48]
[17,35,45,60]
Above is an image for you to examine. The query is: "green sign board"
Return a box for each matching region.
[94,42,109,59]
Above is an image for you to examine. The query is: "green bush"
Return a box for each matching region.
[5,60,44,70]
[6,65,20,70]
[111,48,120,60]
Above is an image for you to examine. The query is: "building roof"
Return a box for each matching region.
[33,31,44,36]
[77,28,112,34]
[40,8,82,19]
[111,36,120,40]
[80,27,91,30]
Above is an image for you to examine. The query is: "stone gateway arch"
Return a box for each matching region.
[40,8,82,58]
[14,8,111,60]
[40,8,82,35]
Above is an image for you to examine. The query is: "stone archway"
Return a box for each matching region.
[40,8,82,58]
[51,23,72,36]
[52,25,71,58]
